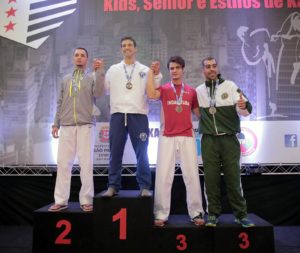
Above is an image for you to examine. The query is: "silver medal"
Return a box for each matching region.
[209,106,216,114]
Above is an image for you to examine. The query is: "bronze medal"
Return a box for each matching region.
[209,106,216,114]
[126,82,133,89]
[176,105,183,113]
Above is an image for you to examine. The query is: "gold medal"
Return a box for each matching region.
[209,106,216,114]
[126,82,133,89]
[176,105,183,113]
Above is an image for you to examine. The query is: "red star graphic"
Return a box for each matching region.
[6,7,17,18]
[4,21,16,32]
[8,0,17,3]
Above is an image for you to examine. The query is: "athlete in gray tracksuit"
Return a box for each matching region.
[49,47,104,212]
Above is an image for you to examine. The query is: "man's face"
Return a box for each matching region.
[169,62,184,82]
[73,49,88,68]
[121,39,137,58]
[203,59,219,80]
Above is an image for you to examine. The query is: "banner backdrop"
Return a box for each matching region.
[0,1,299,165]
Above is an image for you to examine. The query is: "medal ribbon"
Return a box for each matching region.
[123,63,136,85]
[206,80,219,107]
[69,68,84,97]
[171,82,185,105]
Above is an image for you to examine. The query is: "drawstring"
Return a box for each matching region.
[124,113,127,126]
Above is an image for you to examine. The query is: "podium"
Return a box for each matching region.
[32,191,275,253]
[152,215,213,253]
[32,202,93,253]
[93,190,153,253]
[213,214,275,253]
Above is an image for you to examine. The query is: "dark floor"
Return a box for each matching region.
[0,226,299,253]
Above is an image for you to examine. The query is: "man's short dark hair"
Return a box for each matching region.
[74,47,88,57]
[167,56,185,69]
[201,57,217,67]
[121,36,137,47]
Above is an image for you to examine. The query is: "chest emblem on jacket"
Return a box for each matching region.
[221,92,229,99]
[139,71,146,78]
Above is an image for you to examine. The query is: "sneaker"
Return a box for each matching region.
[140,189,152,197]
[48,204,68,212]
[191,213,205,226]
[80,204,93,212]
[102,187,118,197]
[205,215,218,227]
[154,219,166,227]
[235,217,255,228]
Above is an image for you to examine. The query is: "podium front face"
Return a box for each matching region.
[32,202,93,253]
[213,214,275,253]
[152,215,213,253]
[93,190,153,253]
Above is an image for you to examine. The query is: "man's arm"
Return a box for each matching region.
[236,90,252,116]
[147,69,161,99]
[192,107,201,119]
[52,80,64,138]
[151,61,163,88]
[92,58,105,97]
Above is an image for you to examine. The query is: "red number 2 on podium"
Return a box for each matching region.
[55,219,72,245]
[113,208,127,240]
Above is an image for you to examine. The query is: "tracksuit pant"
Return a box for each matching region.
[201,134,247,219]
[108,113,151,191]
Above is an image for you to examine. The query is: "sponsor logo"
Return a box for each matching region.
[99,126,109,143]
[284,134,297,148]
[237,127,257,156]
[0,0,77,49]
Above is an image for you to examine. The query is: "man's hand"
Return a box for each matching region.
[150,61,160,75]
[237,92,246,110]
[93,58,104,71]
[52,126,59,138]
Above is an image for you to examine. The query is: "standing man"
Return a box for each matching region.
[196,56,255,227]
[147,56,205,227]
[49,47,104,212]
[102,36,162,197]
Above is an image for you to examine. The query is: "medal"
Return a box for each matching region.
[176,105,183,113]
[126,82,133,89]
[123,63,136,91]
[206,79,219,115]
[70,68,85,97]
[209,106,216,114]
[171,82,185,114]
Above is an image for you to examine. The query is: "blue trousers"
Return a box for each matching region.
[108,113,151,191]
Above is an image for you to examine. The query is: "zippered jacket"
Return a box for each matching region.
[196,80,252,135]
[53,69,104,128]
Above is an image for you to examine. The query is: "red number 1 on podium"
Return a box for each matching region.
[113,208,127,240]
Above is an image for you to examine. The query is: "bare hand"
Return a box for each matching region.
[52,126,59,138]
[150,61,160,75]
[237,92,246,110]
[93,58,104,71]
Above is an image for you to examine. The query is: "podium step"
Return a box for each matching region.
[32,202,93,253]
[32,194,274,253]
[93,190,153,253]
[213,213,275,253]
[152,215,213,253]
